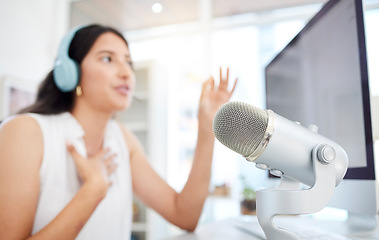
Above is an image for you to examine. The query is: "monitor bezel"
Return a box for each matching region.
[265,0,375,180]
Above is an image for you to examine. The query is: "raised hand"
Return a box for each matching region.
[198,67,237,132]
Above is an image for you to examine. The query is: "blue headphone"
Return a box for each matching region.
[53,25,85,92]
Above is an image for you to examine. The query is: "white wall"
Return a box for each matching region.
[0,0,70,83]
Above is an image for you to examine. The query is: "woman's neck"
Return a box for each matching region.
[71,103,113,157]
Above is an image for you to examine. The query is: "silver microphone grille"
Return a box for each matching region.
[213,101,269,157]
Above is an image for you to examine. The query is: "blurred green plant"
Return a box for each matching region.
[240,175,256,200]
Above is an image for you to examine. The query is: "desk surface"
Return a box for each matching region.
[163,216,379,240]
[163,217,265,240]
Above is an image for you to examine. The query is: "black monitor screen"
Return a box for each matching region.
[265,0,375,180]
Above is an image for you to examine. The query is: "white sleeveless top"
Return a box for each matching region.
[23,112,132,240]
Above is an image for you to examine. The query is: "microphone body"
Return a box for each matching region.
[213,101,348,187]
[255,113,347,186]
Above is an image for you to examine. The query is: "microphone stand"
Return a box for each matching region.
[256,144,337,240]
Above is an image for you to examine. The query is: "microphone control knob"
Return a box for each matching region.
[317,144,335,164]
[256,163,268,170]
[308,124,319,133]
[270,169,283,177]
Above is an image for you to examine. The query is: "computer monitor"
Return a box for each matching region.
[265,0,378,233]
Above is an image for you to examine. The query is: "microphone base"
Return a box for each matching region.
[256,144,337,240]
[346,213,379,239]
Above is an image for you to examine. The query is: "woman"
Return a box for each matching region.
[0,24,237,239]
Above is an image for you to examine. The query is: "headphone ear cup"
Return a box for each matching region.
[53,57,79,92]
[53,25,84,92]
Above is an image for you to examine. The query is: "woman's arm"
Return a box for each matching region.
[0,116,42,239]
[0,116,116,240]
[176,67,237,229]
[126,67,237,231]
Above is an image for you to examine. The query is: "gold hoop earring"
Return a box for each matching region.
[76,85,82,97]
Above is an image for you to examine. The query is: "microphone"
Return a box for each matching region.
[213,101,348,187]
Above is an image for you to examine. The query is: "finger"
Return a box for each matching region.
[93,147,111,160]
[66,142,83,160]
[219,66,229,81]
[230,77,238,96]
[107,163,118,175]
[200,77,214,98]
[104,153,117,165]
[66,143,87,170]
[209,76,215,90]
[219,67,229,91]
[200,80,208,99]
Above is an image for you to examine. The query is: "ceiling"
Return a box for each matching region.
[70,0,327,31]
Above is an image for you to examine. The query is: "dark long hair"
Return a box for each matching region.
[19,24,129,115]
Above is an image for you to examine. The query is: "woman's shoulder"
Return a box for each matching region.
[0,114,43,158]
[1,114,42,133]
[0,115,44,183]
[0,112,63,132]
[0,114,38,129]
